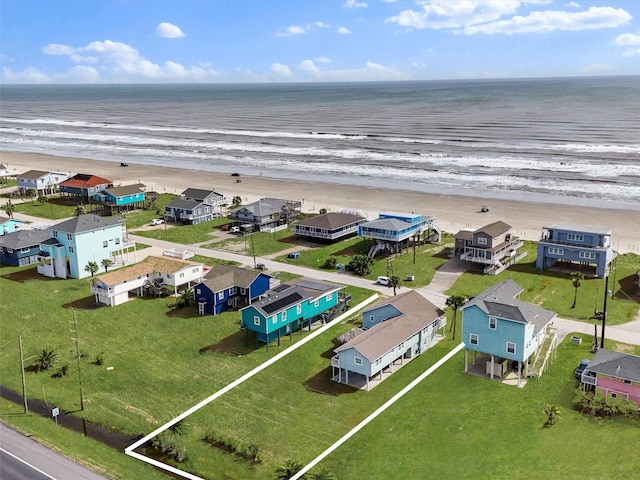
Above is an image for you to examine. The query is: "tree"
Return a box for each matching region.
[232,196,242,208]
[25,188,36,202]
[276,459,306,480]
[101,258,113,273]
[2,200,15,219]
[319,208,327,215]
[446,295,466,340]
[350,254,373,277]
[310,468,337,480]
[175,287,194,309]
[544,404,561,427]
[388,275,402,295]
[85,261,99,278]
[34,349,58,372]
[74,205,86,217]
[570,271,585,308]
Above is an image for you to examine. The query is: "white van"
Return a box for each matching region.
[376,276,390,286]
[229,226,240,234]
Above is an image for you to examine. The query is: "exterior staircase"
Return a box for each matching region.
[529,327,558,378]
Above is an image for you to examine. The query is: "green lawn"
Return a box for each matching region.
[446,243,640,325]
[133,216,229,244]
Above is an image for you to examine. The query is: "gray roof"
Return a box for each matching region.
[295,212,366,230]
[544,224,611,235]
[0,229,51,249]
[335,290,444,361]
[52,214,123,234]
[18,169,50,180]
[246,277,340,317]
[585,349,640,383]
[230,198,292,217]
[182,188,222,201]
[464,280,556,333]
[477,221,511,237]
[166,198,202,210]
[361,217,411,231]
[201,264,266,292]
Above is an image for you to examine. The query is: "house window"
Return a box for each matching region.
[470,333,479,345]
[506,342,516,354]
[579,251,596,260]
[477,237,487,245]
[230,287,237,295]
[179,272,184,278]
[196,288,201,294]
[67,233,72,240]
[610,392,618,399]
[217,292,224,300]
[272,316,277,324]
[253,316,260,326]
[282,311,287,321]
[489,317,497,330]
[68,246,74,253]
[325,293,333,301]
[354,357,363,366]
[624,379,632,384]
[548,247,564,255]
[115,238,120,245]
[192,267,199,273]
[20,247,30,253]
[53,231,58,238]
[240,287,246,295]
[314,300,319,307]
[568,233,584,242]
[297,304,302,315]
[370,315,375,323]
[103,241,108,248]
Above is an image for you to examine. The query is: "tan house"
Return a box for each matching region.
[454,221,525,275]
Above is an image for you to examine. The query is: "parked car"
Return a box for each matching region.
[221,224,231,231]
[376,276,390,286]
[230,226,240,234]
[574,359,590,378]
[149,219,164,226]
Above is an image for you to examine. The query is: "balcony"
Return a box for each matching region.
[331,355,340,368]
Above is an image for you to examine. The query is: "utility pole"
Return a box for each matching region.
[600,276,608,349]
[18,336,28,414]
[71,309,85,411]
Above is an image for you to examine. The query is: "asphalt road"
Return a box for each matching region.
[0,423,109,480]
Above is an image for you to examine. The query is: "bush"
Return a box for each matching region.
[574,388,639,417]
[323,257,337,269]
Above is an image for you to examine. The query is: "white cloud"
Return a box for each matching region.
[276,22,330,37]
[38,39,218,82]
[615,32,640,46]
[463,6,632,35]
[271,63,292,76]
[622,48,640,57]
[564,2,580,8]
[289,59,406,81]
[314,57,331,63]
[156,22,185,39]
[344,0,367,7]
[582,63,611,73]
[337,26,352,34]
[2,66,51,83]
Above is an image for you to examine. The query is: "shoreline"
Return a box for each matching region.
[2,150,639,254]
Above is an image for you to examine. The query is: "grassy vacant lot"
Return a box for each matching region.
[133,215,229,244]
[446,242,640,325]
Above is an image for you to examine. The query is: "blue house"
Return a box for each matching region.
[194,264,273,315]
[536,224,614,278]
[358,212,440,257]
[0,229,51,267]
[0,215,26,235]
[462,280,557,385]
[240,278,342,350]
[92,183,146,214]
[332,290,446,390]
[164,188,229,225]
[59,173,112,201]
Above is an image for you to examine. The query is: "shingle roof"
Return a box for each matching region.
[231,198,291,217]
[295,212,366,230]
[361,217,410,231]
[181,188,218,201]
[585,349,640,383]
[103,184,145,197]
[18,170,50,180]
[53,214,123,234]
[60,173,112,188]
[201,264,264,292]
[166,198,202,209]
[477,221,511,237]
[247,277,340,317]
[96,255,200,286]
[0,229,51,249]
[335,291,444,361]
[464,280,556,332]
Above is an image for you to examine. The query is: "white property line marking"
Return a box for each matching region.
[0,447,57,480]
[291,341,465,480]
[125,294,380,479]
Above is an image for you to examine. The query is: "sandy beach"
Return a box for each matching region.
[2,151,639,254]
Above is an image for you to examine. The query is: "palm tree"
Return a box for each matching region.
[544,404,561,427]
[2,200,15,219]
[34,349,58,372]
[232,195,242,208]
[175,287,194,309]
[446,295,466,340]
[319,208,328,215]
[101,258,113,273]
[310,468,336,480]
[85,261,99,278]
[351,254,373,277]
[74,205,86,217]
[570,271,585,308]
[388,275,402,295]
[276,459,305,480]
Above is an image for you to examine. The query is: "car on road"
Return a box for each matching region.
[149,219,164,226]
[376,276,390,286]
[574,358,590,378]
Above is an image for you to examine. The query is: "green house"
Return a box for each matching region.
[240,278,342,350]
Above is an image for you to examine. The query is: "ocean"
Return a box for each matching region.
[1,76,639,209]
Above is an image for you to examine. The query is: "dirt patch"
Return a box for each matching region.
[304,366,357,396]
[63,295,105,310]
[199,330,254,355]
[615,344,635,353]
[1,266,53,283]
[116,399,157,424]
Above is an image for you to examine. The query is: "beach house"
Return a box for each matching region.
[461,280,557,386]
[454,221,525,275]
[228,197,301,233]
[37,214,133,279]
[59,173,112,201]
[579,349,640,409]
[0,229,52,267]
[91,183,146,215]
[536,224,614,278]
[164,188,229,225]
[194,264,273,315]
[358,212,440,258]
[17,170,71,196]
[293,211,368,242]
[240,278,342,350]
[331,290,446,390]
[90,255,205,307]
[0,215,26,235]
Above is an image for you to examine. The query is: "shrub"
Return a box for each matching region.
[323,257,337,269]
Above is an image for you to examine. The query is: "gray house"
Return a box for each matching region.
[0,228,51,267]
[228,197,301,233]
[331,290,446,390]
[293,212,367,242]
[164,188,229,225]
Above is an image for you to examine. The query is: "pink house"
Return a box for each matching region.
[580,349,640,408]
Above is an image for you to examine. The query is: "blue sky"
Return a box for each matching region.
[2,0,639,83]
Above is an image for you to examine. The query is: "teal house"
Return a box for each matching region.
[92,184,146,214]
[240,278,342,350]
